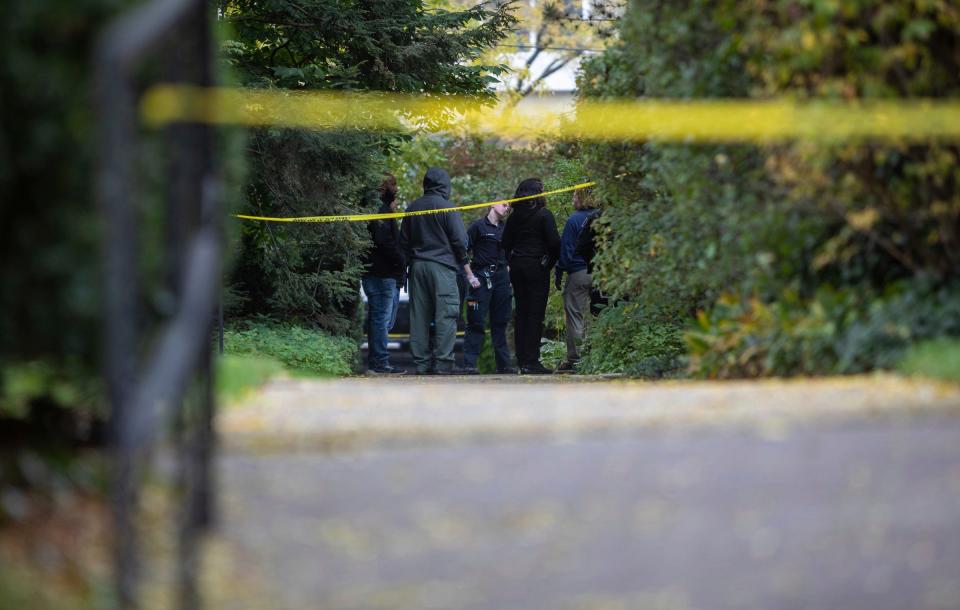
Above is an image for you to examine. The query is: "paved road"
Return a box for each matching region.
[206,376,960,610]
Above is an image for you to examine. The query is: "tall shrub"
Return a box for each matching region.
[576,0,960,376]
[577,1,781,315]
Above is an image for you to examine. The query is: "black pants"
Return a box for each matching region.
[510,256,550,367]
[463,268,512,369]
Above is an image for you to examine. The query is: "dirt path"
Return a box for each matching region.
[203,375,960,610]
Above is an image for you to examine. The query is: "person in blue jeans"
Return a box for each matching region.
[362,174,406,374]
[462,202,514,374]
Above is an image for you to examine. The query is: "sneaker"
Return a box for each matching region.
[366,365,406,375]
[460,367,479,375]
[555,360,579,373]
[519,363,553,375]
[433,367,468,375]
[496,367,518,375]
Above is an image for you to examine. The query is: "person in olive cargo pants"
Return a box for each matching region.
[400,168,470,374]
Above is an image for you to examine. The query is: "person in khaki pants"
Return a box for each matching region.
[399,168,470,375]
[554,188,597,372]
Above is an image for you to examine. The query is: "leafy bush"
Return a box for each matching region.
[579,303,686,377]
[687,281,960,378]
[223,321,357,376]
[686,290,855,378]
[538,338,567,370]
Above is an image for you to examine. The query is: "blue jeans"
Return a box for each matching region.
[362,276,399,369]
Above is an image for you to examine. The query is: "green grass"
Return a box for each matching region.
[897,338,960,383]
[216,354,287,402]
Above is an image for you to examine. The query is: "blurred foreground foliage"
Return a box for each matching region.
[1,0,245,433]
[576,0,960,377]
[216,354,287,402]
[0,0,125,427]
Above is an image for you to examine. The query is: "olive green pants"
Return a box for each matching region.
[409,260,460,373]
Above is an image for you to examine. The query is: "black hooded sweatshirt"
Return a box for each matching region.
[363,191,405,280]
[399,168,469,271]
[502,200,561,264]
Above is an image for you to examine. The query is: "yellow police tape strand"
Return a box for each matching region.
[141,85,960,142]
[235,181,596,223]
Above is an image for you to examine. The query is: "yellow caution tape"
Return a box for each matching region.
[235,181,596,223]
[142,85,960,142]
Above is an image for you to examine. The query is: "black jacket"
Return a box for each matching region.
[466,215,507,268]
[399,168,468,271]
[363,194,405,279]
[502,201,561,266]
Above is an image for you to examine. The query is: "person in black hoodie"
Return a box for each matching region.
[502,178,561,375]
[400,168,470,374]
[362,173,406,374]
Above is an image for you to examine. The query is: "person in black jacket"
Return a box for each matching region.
[361,173,406,374]
[502,178,561,375]
[461,202,514,374]
[400,168,471,374]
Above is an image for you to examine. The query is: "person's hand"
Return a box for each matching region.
[468,275,481,289]
[554,269,563,291]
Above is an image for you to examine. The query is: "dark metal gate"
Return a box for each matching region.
[95,1,220,608]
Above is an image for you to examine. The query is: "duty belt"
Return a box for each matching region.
[476,263,505,277]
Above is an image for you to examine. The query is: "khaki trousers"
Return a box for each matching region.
[563,270,592,363]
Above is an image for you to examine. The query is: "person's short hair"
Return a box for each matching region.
[514,177,545,208]
[573,187,596,209]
